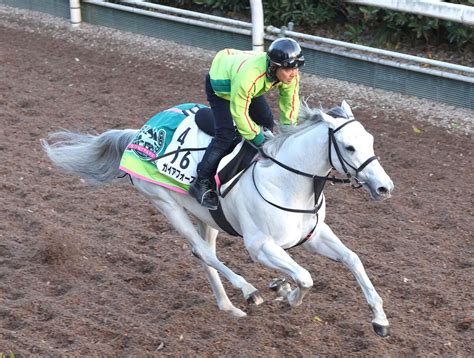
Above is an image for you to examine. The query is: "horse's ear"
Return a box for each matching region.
[341,100,354,118]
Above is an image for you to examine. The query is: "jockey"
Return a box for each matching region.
[189,37,305,210]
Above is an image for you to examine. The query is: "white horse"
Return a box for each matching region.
[42,100,394,337]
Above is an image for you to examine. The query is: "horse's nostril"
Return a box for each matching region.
[378,187,388,194]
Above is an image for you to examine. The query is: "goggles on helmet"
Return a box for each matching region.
[278,55,305,68]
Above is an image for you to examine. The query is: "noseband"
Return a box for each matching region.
[328,119,378,189]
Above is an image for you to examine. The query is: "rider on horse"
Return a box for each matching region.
[189,37,305,210]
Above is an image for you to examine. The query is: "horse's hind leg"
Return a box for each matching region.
[135,182,259,312]
[304,222,390,337]
[196,222,246,317]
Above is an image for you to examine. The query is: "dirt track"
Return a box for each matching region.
[1,6,473,357]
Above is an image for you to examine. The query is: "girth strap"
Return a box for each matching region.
[209,203,241,237]
[251,162,326,214]
[286,215,319,250]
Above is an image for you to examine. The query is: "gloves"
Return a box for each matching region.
[250,127,274,148]
[250,130,265,147]
[262,127,274,140]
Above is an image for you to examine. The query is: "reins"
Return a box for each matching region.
[259,149,350,184]
[253,119,377,214]
[251,161,326,214]
[252,150,343,214]
[146,147,207,163]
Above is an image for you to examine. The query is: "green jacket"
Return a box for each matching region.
[209,49,300,141]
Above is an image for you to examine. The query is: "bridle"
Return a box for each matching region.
[254,118,378,214]
[328,119,378,189]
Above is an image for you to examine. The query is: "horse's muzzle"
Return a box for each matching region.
[366,180,394,201]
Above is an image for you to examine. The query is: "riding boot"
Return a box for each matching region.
[189,144,226,210]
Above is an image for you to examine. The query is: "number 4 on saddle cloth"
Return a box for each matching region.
[119,103,258,198]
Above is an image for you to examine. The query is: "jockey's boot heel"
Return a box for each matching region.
[191,140,227,210]
[189,177,219,210]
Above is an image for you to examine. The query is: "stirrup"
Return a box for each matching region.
[189,179,219,210]
[199,188,219,210]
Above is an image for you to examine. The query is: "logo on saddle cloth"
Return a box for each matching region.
[119,103,258,195]
[129,125,166,161]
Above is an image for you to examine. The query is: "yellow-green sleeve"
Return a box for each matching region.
[229,69,265,141]
[278,73,300,125]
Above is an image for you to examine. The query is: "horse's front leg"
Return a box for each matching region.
[305,222,390,337]
[246,237,313,307]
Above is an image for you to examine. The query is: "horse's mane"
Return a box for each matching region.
[263,101,349,156]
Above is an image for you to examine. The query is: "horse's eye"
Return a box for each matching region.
[346,145,355,152]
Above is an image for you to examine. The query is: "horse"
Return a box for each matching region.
[42,100,394,337]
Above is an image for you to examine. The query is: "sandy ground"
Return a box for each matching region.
[1,6,473,357]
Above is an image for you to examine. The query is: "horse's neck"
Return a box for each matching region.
[276,123,331,177]
[259,123,331,201]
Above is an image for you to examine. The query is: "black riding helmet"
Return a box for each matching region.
[267,37,305,69]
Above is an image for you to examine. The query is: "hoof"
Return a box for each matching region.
[373,323,390,337]
[246,291,264,306]
[269,278,287,291]
[226,308,247,318]
[269,278,291,298]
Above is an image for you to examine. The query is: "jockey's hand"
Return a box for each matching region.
[250,131,265,147]
[262,127,274,140]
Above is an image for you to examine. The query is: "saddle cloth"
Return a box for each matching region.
[119,103,257,195]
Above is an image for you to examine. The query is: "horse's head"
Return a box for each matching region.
[321,101,394,201]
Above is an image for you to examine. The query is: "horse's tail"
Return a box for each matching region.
[41,129,138,185]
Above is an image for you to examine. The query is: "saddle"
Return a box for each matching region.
[194,107,258,196]
[120,104,258,236]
